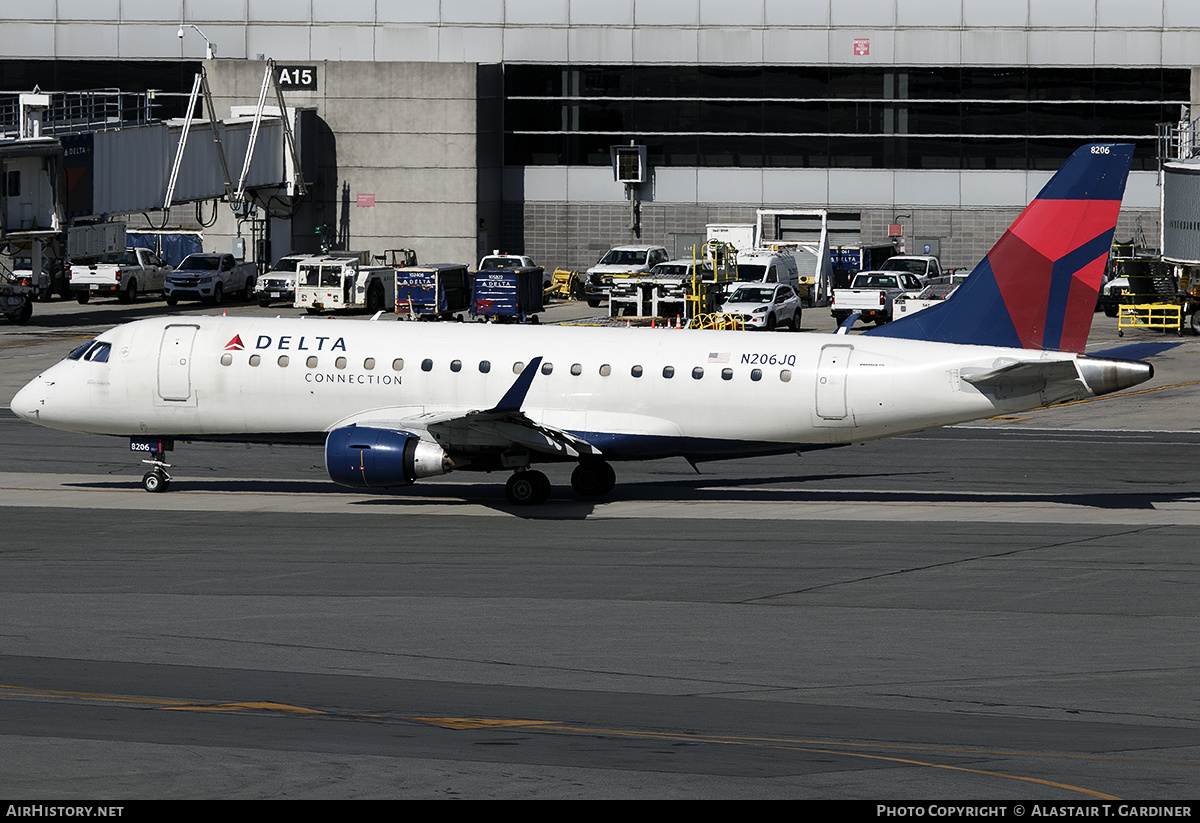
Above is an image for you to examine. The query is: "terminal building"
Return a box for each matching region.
[0,1,1196,272]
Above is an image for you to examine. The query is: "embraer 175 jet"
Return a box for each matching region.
[10,144,1152,505]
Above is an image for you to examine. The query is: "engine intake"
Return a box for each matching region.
[325,425,452,488]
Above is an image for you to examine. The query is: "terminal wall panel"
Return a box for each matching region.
[697,169,762,204]
[506,0,570,26]
[763,28,830,64]
[1030,0,1096,27]
[570,0,633,26]
[1161,30,1200,66]
[962,0,1028,27]
[374,26,440,62]
[568,27,634,63]
[896,0,963,27]
[57,23,119,58]
[504,26,568,62]
[895,171,960,207]
[830,0,895,27]
[184,0,249,26]
[830,29,893,63]
[120,0,182,22]
[566,167,626,202]
[1095,30,1162,68]
[438,27,504,63]
[1097,0,1163,27]
[312,0,375,23]
[1165,0,1200,27]
[442,0,505,25]
[309,25,375,61]
[119,24,192,59]
[0,23,54,57]
[320,99,475,135]
[635,0,699,26]
[0,0,52,19]
[828,169,893,205]
[633,27,698,63]
[654,168,699,203]
[895,30,962,65]
[701,0,763,26]
[962,29,1027,65]
[764,0,829,25]
[376,0,440,24]
[57,0,118,19]
[1027,30,1094,66]
[523,167,569,201]
[699,29,763,64]
[248,0,308,23]
[93,127,168,214]
[1124,171,1160,211]
[246,26,313,61]
[762,168,829,207]
[958,172,1028,208]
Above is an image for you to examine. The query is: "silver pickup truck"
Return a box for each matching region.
[69,247,171,304]
[830,270,924,327]
[165,253,256,305]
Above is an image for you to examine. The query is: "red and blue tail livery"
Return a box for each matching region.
[866,143,1134,353]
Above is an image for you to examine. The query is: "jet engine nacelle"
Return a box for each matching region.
[325,425,452,488]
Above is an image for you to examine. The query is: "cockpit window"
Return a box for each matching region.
[67,341,110,362]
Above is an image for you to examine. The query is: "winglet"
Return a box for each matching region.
[865,143,1134,353]
[487,356,543,413]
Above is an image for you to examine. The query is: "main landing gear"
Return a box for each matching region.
[504,459,617,506]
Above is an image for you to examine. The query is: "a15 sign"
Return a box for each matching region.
[276,65,317,91]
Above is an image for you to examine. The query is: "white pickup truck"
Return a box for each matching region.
[830,270,924,327]
[69,247,171,304]
[165,253,257,305]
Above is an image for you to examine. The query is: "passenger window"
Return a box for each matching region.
[780,369,792,382]
[335,357,347,369]
[750,369,762,381]
[721,368,733,380]
[479,360,491,373]
[599,364,612,376]
[364,358,375,370]
[513,361,524,374]
[392,358,403,371]
[692,367,703,380]
[249,354,261,367]
[451,360,462,372]
[631,365,643,378]
[541,362,553,375]
[662,366,674,378]
[220,353,232,366]
[278,355,289,367]
[421,359,433,372]
[306,356,318,368]
[570,363,582,376]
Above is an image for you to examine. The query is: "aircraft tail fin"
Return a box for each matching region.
[864,143,1134,353]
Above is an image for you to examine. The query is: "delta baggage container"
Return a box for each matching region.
[394,264,471,319]
[470,266,544,322]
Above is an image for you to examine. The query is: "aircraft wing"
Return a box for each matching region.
[328,355,602,459]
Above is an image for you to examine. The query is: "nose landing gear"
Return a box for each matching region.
[131,438,173,493]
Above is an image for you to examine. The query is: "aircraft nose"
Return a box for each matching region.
[10,376,48,423]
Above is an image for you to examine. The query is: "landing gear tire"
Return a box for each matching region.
[505,470,551,506]
[571,460,615,497]
[142,470,170,493]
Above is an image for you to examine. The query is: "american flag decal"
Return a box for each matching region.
[707,352,730,363]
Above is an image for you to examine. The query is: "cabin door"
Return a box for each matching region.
[814,344,854,426]
[158,324,199,402]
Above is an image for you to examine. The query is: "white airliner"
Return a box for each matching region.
[10,144,1153,505]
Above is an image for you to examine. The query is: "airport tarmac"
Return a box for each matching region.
[1,296,1198,799]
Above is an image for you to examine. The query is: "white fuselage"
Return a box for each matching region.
[11,315,1098,463]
